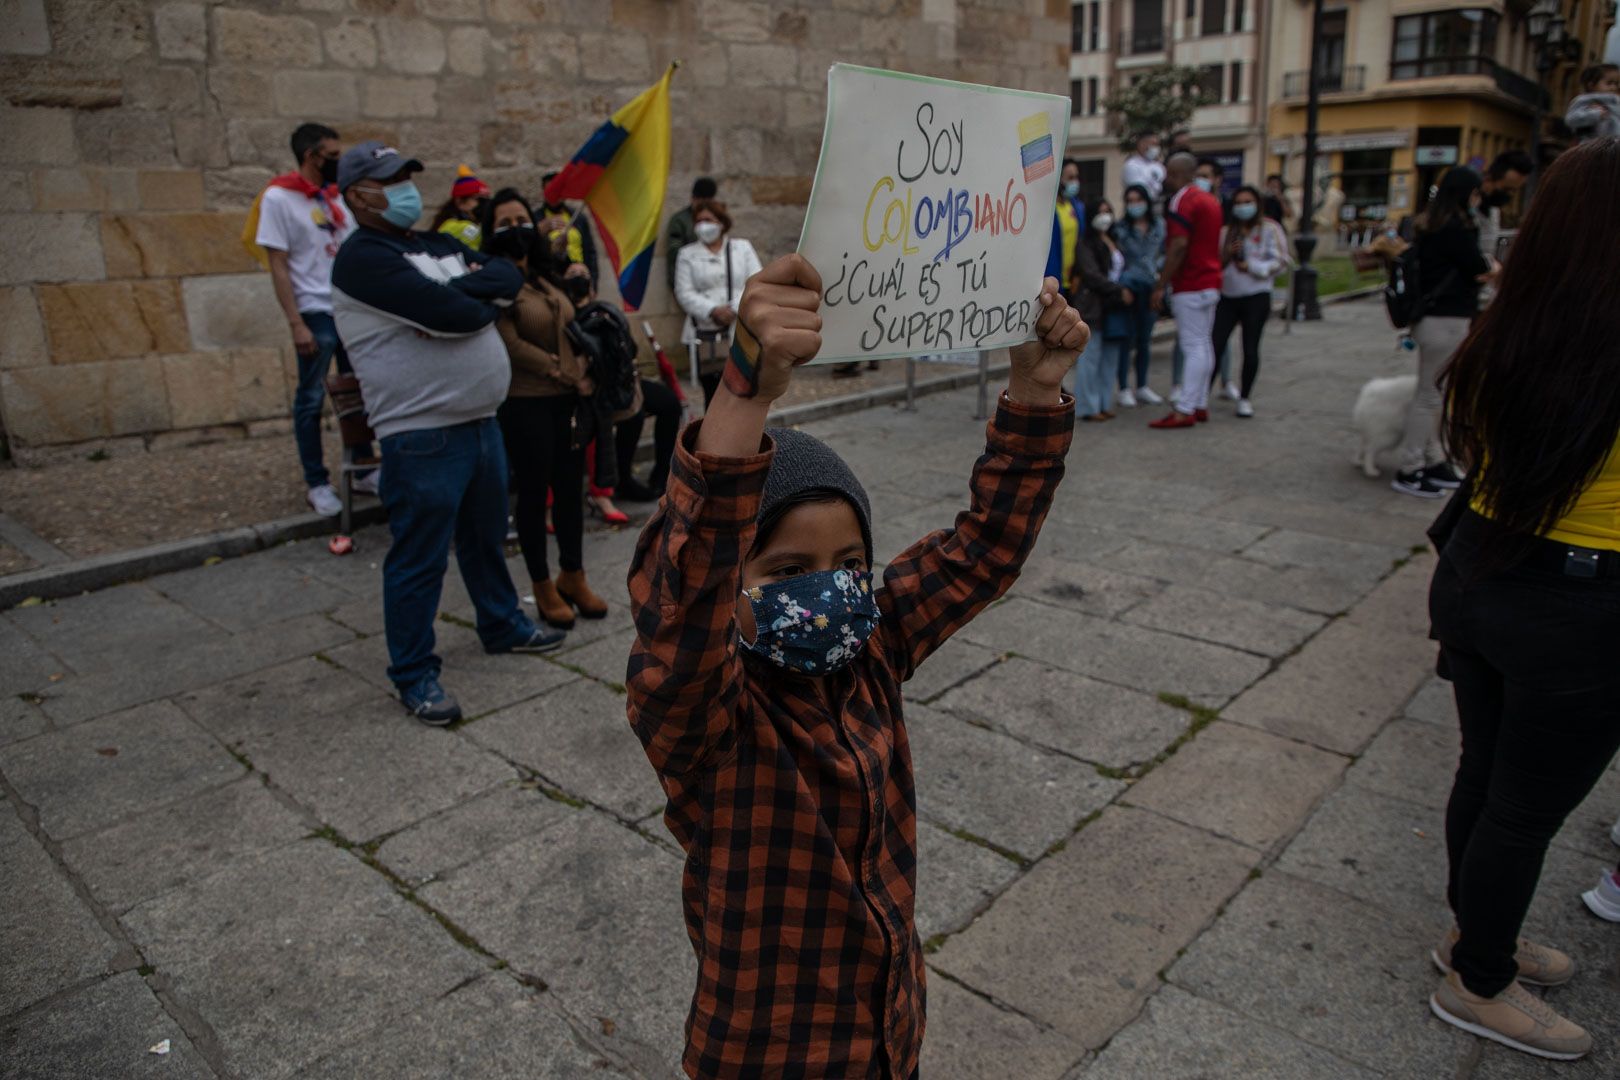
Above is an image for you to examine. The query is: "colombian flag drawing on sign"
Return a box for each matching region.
[543,65,676,312]
[1017,112,1054,184]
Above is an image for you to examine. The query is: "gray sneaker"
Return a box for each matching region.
[1431,972,1590,1060]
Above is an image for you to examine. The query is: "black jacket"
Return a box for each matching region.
[1416,220,1490,319]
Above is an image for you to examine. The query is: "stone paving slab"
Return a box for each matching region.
[175,654,386,746]
[0,808,122,1015]
[0,615,67,697]
[417,808,691,1079]
[2,694,50,748]
[462,679,664,822]
[551,626,638,687]
[1097,541,1376,616]
[0,700,244,841]
[1272,784,1450,939]
[371,780,575,889]
[298,973,633,1079]
[1168,871,1475,1076]
[121,840,487,1080]
[1077,984,1383,1079]
[915,819,1022,943]
[962,596,1271,707]
[1121,582,1330,659]
[1005,553,1163,619]
[1404,675,1459,727]
[33,612,356,727]
[1345,716,1458,813]
[149,555,362,633]
[1239,527,1406,580]
[1223,609,1434,755]
[1121,721,1349,852]
[908,703,1125,861]
[58,775,310,915]
[932,657,1189,770]
[0,970,213,1080]
[236,697,515,845]
[1206,492,1433,548]
[5,583,217,677]
[1045,496,1272,556]
[931,806,1255,1048]
[919,973,1086,1080]
[902,634,1005,704]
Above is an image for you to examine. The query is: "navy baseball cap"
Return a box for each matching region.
[336,140,423,191]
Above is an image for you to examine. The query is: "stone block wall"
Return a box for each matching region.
[0,0,1068,459]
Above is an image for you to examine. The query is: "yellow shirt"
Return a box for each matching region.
[1056,200,1079,289]
[1472,435,1620,551]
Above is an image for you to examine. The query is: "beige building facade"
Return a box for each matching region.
[1066,0,1272,202]
[0,0,1070,460]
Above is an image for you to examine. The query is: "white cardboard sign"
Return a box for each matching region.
[797,65,1071,364]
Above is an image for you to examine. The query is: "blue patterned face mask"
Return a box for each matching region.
[740,568,879,675]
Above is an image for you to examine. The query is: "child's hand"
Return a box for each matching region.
[1008,276,1088,406]
[726,254,823,401]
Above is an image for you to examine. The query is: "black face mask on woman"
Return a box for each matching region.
[1481,189,1512,208]
[484,222,536,261]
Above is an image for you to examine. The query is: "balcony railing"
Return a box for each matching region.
[1282,65,1367,98]
[1117,26,1167,55]
[1389,57,1547,110]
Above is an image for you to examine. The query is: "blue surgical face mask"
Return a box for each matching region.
[1232,203,1258,221]
[1062,180,1080,199]
[741,568,879,675]
[1194,177,1215,193]
[378,180,422,228]
[1126,203,1147,219]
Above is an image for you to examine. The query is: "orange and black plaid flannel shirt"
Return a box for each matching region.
[626,395,1074,1079]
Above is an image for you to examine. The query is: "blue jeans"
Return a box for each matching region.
[294,311,372,489]
[1073,331,1114,416]
[378,418,536,693]
[1117,289,1156,390]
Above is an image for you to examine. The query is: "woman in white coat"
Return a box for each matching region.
[673,199,761,403]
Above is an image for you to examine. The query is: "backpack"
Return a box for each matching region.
[567,300,640,413]
[1383,245,1424,329]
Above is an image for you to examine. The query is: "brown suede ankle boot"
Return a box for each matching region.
[556,568,608,619]
[532,579,576,629]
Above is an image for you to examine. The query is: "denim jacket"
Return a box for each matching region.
[1112,219,1165,290]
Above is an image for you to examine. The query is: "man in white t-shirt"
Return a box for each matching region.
[251,122,374,516]
[1120,132,1166,202]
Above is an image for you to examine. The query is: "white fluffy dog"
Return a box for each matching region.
[1351,373,1418,478]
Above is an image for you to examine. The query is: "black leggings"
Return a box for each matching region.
[1210,292,1270,399]
[497,395,584,583]
[1430,510,1620,997]
[614,379,682,491]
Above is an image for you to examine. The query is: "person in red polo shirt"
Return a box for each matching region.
[1149,152,1224,429]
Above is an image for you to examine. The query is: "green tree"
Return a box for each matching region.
[1102,65,1212,152]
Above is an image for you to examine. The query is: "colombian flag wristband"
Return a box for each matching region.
[724,316,762,398]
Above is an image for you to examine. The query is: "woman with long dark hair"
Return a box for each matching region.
[1425,137,1620,1063]
[1392,166,1491,498]
[1209,185,1286,418]
[1072,197,1130,422]
[480,188,608,630]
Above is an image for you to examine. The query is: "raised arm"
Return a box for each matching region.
[876,280,1084,681]
[624,254,824,777]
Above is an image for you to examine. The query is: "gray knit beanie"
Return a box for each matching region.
[758,427,874,562]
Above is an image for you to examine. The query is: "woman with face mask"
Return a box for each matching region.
[1072,199,1132,422]
[1391,167,1490,499]
[1111,184,1165,407]
[429,164,490,250]
[480,188,609,630]
[1208,186,1285,419]
[673,198,762,403]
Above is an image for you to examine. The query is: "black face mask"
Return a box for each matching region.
[484,223,536,260]
[318,157,338,185]
[564,276,591,304]
[1481,189,1512,208]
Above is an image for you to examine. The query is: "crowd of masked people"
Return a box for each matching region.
[1048,138,1293,430]
[253,122,752,725]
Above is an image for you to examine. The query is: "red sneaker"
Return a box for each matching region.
[1194,408,1210,423]
[1149,411,1198,429]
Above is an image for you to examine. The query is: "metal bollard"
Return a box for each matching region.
[903,358,917,411]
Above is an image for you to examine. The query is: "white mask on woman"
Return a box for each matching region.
[695,221,722,244]
[1091,213,1115,231]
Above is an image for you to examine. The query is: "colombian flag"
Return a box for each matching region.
[543,65,676,312]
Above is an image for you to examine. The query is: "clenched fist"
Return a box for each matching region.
[725,254,824,402]
[1007,276,1088,406]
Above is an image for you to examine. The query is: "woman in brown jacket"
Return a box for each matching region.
[481,188,608,628]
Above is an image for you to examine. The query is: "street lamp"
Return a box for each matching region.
[1524,0,1568,202]
[1291,0,1326,321]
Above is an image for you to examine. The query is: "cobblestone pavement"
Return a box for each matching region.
[4,300,1616,1078]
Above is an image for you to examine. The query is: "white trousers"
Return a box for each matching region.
[1399,315,1470,472]
[1170,289,1220,414]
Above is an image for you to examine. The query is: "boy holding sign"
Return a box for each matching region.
[625,253,1085,1077]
